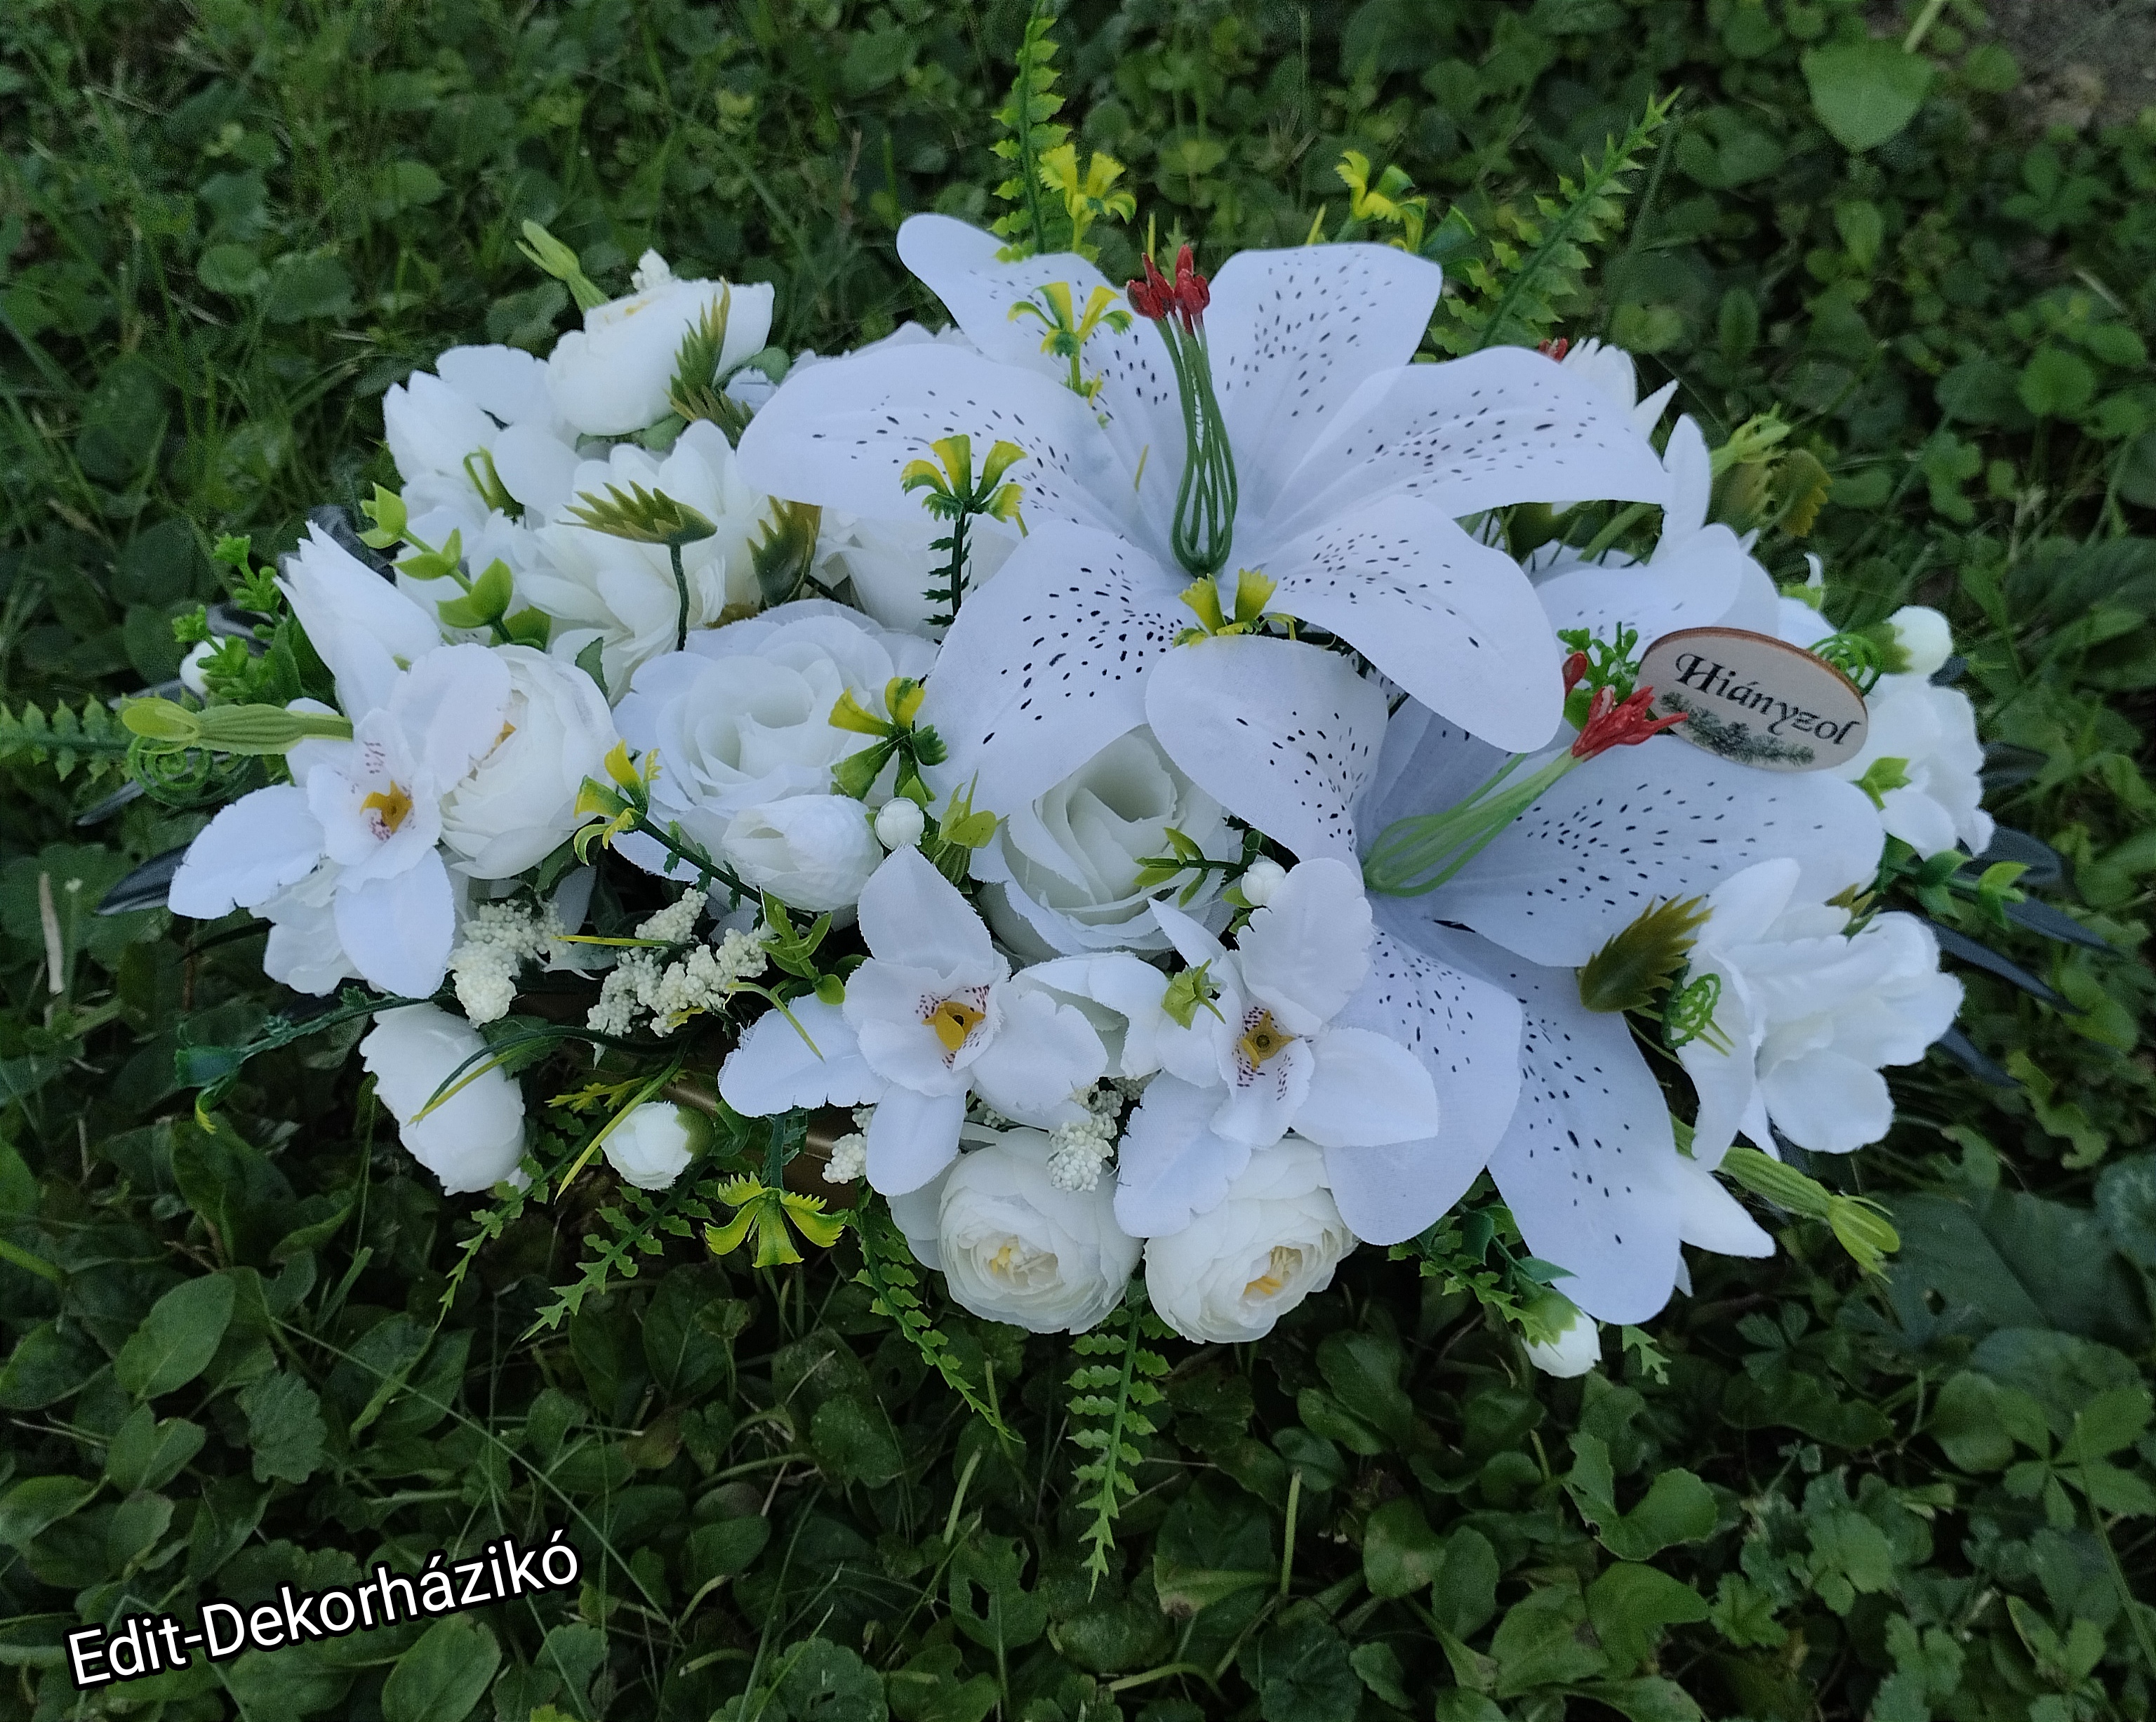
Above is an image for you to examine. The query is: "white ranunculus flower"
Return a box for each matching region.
[524,420,774,694]
[1142,1138,1353,1344]
[613,600,936,907]
[604,1101,710,1191]
[545,251,775,438]
[724,795,885,910]
[438,647,618,879]
[359,1005,526,1195]
[973,727,1235,960]
[931,1127,1140,1334]
[1522,1295,1602,1378]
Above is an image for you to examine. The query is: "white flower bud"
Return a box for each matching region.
[359,1005,526,1196]
[1239,858,1287,907]
[1887,604,1954,678]
[179,640,218,697]
[874,796,926,850]
[604,1101,710,1191]
[1523,1295,1602,1378]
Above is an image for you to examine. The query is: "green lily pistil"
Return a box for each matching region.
[1127,244,1237,578]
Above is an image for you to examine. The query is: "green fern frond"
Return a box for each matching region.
[1067,1282,1171,1590]
[0,698,135,786]
[990,0,1070,260]
[1435,92,1677,355]
[853,1194,1015,1439]
[529,1168,727,1333]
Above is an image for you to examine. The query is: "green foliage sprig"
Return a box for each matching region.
[853,1191,1014,1440]
[1067,1281,1170,1587]
[0,698,133,783]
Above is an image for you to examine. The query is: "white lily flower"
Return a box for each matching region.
[738,215,1670,856]
[1112,857,1439,1238]
[545,252,775,438]
[717,847,1108,1194]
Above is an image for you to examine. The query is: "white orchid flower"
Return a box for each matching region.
[717,847,1107,1195]
[736,215,1670,861]
[1112,858,1439,1238]
[171,642,511,999]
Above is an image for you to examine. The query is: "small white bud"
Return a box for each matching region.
[1240,858,1287,908]
[630,249,674,293]
[1522,1294,1601,1378]
[1887,604,1954,678]
[874,797,926,850]
[179,640,218,697]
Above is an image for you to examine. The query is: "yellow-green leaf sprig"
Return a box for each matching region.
[903,435,1027,631]
[1009,279,1133,402]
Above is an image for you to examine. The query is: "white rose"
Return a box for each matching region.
[1142,1139,1354,1344]
[604,1101,710,1191]
[1523,1296,1602,1377]
[931,1128,1139,1334]
[1836,674,1992,859]
[613,601,936,908]
[1888,604,1954,677]
[545,253,775,437]
[724,795,885,910]
[874,796,926,849]
[438,647,618,879]
[525,421,773,694]
[973,727,1235,960]
[359,1005,526,1195]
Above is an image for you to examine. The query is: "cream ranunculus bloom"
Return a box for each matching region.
[545,251,776,438]
[929,1127,1140,1334]
[438,646,618,880]
[359,1005,526,1195]
[1142,1137,1354,1344]
[603,1101,710,1191]
[973,727,1236,960]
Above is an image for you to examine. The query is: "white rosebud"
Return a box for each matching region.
[725,795,885,912]
[1143,1138,1353,1344]
[179,640,218,697]
[359,1005,526,1196]
[438,647,618,880]
[545,258,775,437]
[933,1128,1140,1334]
[1239,857,1286,908]
[1523,1295,1602,1378]
[874,796,926,850]
[1887,604,1954,678]
[604,1101,710,1191]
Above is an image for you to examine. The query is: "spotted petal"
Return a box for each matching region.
[1206,242,1443,512]
[1453,930,1686,1325]
[1324,918,1525,1245]
[1435,739,1885,967]
[1265,345,1671,543]
[1145,635,1388,864]
[1265,494,1563,753]
[1534,523,1778,646]
[736,343,1131,538]
[917,524,1183,814]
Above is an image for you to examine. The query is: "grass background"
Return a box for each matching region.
[2,1,2155,1719]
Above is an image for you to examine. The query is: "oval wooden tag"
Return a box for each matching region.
[1635,626,1868,772]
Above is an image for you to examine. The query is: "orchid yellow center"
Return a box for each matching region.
[1239,1009,1291,1068]
[1245,1245,1303,1299]
[361,783,414,835]
[925,998,986,1054]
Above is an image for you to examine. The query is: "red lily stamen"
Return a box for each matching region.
[1571,685,1685,760]
[1172,244,1209,329]
[1561,651,1590,696]
[1128,253,1176,322]
[1538,336,1571,362]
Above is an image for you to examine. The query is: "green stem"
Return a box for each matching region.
[668,542,691,652]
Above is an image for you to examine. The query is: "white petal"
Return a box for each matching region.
[1210,1035,1312,1148]
[1234,856,1371,1033]
[967,986,1106,1125]
[1358,702,1515,847]
[1113,1075,1252,1237]
[1145,635,1388,864]
[279,525,444,716]
[1655,416,1712,545]
[491,422,581,516]
[437,343,557,427]
[1536,523,1773,647]
[917,524,1182,812]
[1468,934,1686,1325]
[1293,1026,1439,1148]
[1759,1051,1893,1154]
[334,847,455,998]
[735,343,1130,537]
[168,786,324,918]
[1208,242,1443,512]
[389,643,512,787]
[866,1086,966,1195]
[1325,918,1524,1243]
[856,847,997,976]
[1263,494,1562,753]
[718,996,881,1114]
[1672,1156,1774,1257]
[1437,739,1885,966]
[1267,345,1671,543]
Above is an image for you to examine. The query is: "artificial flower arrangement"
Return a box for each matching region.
[44,15,2071,1556]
